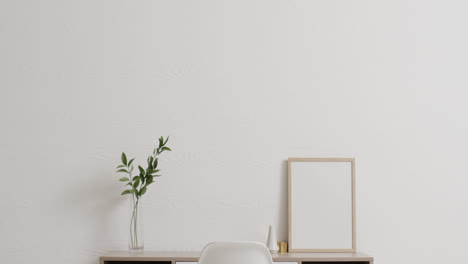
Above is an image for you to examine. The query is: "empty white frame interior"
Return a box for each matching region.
[288,158,355,252]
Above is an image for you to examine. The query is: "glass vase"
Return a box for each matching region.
[129,195,143,252]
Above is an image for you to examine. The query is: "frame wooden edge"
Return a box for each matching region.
[288,158,292,252]
[289,248,357,253]
[351,158,356,251]
[288,157,355,162]
[288,157,356,253]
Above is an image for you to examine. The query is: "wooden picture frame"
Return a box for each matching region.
[288,158,356,253]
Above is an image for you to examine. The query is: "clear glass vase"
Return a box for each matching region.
[129,196,143,252]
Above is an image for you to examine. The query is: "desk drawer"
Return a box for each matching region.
[177,262,297,264]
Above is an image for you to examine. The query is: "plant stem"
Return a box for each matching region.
[129,195,140,249]
[134,199,139,248]
[130,195,135,248]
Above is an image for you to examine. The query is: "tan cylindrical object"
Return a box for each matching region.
[277,242,288,253]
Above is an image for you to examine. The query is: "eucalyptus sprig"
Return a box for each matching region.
[116,136,171,200]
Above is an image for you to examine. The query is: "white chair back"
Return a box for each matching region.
[198,242,273,264]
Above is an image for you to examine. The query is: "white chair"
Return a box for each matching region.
[198,242,273,264]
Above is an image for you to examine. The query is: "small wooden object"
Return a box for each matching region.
[277,242,288,253]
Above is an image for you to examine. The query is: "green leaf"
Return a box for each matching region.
[150,169,160,174]
[147,157,153,170]
[161,147,171,152]
[159,136,163,147]
[126,182,132,186]
[138,166,145,175]
[133,179,140,188]
[146,175,154,185]
[116,165,126,168]
[121,190,132,195]
[133,176,141,182]
[121,152,128,165]
[153,158,158,168]
[140,186,147,196]
[128,158,135,167]
[116,169,128,173]
[119,177,130,181]
[164,136,169,145]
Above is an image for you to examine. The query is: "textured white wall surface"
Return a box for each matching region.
[1,0,468,263]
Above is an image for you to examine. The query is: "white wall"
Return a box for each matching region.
[1,0,468,263]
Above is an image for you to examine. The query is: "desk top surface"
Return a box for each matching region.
[100,251,373,261]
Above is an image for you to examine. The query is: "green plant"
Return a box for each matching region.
[115,136,171,250]
[116,136,171,199]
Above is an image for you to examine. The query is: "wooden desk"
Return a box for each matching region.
[100,251,374,264]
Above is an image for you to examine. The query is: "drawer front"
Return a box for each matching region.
[177,262,297,264]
